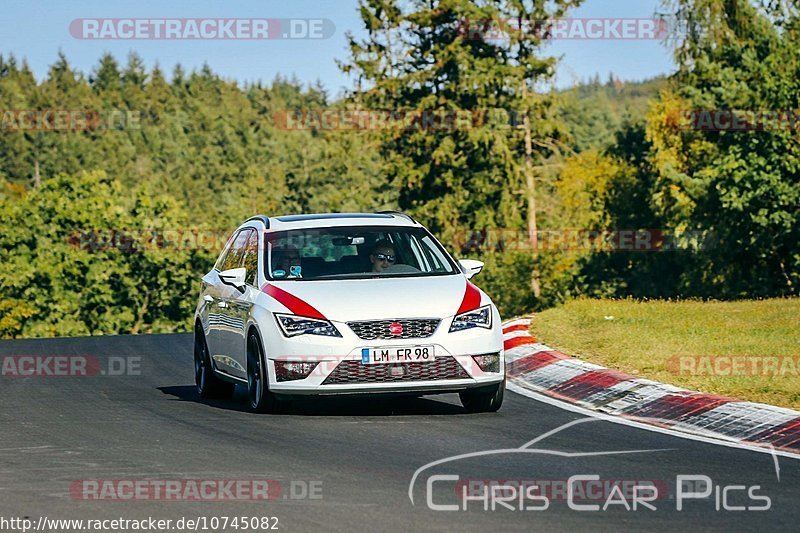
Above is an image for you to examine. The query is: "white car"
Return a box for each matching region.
[194,212,505,413]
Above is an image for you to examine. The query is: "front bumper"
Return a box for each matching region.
[264,314,504,396]
[273,378,499,397]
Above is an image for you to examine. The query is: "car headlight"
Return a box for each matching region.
[275,314,342,338]
[449,305,492,332]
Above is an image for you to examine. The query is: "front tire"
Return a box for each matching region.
[459,380,505,413]
[194,325,235,399]
[247,332,283,413]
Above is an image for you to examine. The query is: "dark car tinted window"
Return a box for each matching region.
[265,226,457,281]
[241,229,259,286]
[219,230,251,272]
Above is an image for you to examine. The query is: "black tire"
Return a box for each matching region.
[246,331,283,414]
[459,379,505,413]
[194,324,235,399]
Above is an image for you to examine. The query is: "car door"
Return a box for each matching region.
[220,228,260,379]
[205,229,249,378]
[202,230,236,356]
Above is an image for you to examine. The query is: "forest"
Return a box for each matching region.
[1,0,797,338]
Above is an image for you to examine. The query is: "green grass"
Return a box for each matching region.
[530,298,800,409]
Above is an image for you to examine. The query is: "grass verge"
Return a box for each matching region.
[530,298,800,409]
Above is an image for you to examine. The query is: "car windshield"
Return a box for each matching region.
[265,226,458,280]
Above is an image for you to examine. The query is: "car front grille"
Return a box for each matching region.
[322,356,469,385]
[347,318,441,340]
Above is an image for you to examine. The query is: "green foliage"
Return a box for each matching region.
[2,0,797,337]
[0,55,389,228]
[558,75,668,152]
[0,170,204,337]
[655,0,800,297]
[343,0,583,242]
[547,1,798,301]
[0,54,392,337]
[470,251,537,318]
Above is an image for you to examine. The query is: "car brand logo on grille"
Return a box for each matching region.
[389,322,403,336]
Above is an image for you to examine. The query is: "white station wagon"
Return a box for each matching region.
[194,212,505,413]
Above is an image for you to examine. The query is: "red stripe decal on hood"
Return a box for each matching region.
[261,284,326,320]
[456,281,482,315]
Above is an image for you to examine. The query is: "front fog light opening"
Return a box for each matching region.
[275,361,319,382]
[471,353,500,373]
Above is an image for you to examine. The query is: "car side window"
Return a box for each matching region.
[241,229,259,286]
[214,231,238,271]
[219,230,249,271]
[420,235,449,272]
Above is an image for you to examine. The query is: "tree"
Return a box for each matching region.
[90,53,122,95]
[342,0,583,309]
[0,53,397,337]
[0,171,203,337]
[646,0,800,296]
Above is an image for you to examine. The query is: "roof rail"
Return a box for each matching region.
[244,215,270,228]
[376,210,417,223]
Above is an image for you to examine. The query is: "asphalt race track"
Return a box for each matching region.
[1,333,798,532]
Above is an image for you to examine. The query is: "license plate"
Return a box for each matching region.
[361,346,435,365]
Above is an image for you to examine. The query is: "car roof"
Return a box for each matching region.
[240,212,420,231]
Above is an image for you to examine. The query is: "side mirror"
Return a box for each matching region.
[219,267,247,290]
[458,259,484,280]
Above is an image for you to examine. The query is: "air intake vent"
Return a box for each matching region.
[322,356,468,385]
[347,319,441,340]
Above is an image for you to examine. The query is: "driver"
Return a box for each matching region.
[370,240,397,273]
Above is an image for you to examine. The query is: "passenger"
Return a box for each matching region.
[273,245,302,278]
[370,240,396,273]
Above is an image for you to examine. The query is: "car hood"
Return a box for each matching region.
[266,275,476,322]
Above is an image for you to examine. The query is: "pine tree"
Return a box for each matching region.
[343,0,583,302]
